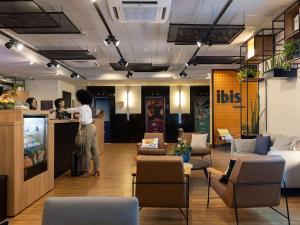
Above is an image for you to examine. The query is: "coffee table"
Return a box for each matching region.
[189,158,210,179]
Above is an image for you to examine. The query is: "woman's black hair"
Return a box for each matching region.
[76,89,93,105]
[26,97,37,109]
[54,98,64,109]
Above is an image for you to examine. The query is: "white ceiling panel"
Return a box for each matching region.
[0,0,296,81]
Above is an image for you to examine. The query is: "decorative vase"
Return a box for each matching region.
[182,152,191,163]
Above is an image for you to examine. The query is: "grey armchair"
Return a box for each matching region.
[207,155,290,225]
[42,197,139,225]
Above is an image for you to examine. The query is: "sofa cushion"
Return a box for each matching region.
[272,135,293,151]
[255,135,271,155]
[232,139,256,154]
[191,133,207,149]
[291,137,300,151]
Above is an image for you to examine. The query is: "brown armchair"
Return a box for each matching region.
[132,155,189,225]
[137,133,168,155]
[183,132,212,164]
[207,155,290,225]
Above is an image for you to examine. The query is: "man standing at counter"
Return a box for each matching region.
[61,89,100,177]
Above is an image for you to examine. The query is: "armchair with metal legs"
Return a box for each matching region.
[132,155,190,225]
[206,155,291,225]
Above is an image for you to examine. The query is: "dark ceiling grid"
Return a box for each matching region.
[92,1,134,78]
[177,0,244,78]
[38,50,96,61]
[0,0,87,79]
[110,63,169,73]
[0,30,87,79]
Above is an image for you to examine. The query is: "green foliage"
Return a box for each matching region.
[173,142,192,155]
[282,39,299,60]
[237,68,260,82]
[247,95,265,135]
[265,54,291,72]
[265,39,300,72]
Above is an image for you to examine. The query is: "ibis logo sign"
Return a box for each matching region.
[216,90,241,103]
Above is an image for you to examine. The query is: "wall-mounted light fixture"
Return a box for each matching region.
[115,86,141,118]
[170,86,190,124]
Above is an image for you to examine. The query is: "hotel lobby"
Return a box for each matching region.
[1,0,300,225]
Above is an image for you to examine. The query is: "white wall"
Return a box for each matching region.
[25,79,76,109]
[25,80,58,109]
[263,74,300,136]
[58,80,76,107]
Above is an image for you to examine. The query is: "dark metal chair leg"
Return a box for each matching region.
[283,181,291,225]
[207,174,211,208]
[233,184,239,225]
[203,168,208,179]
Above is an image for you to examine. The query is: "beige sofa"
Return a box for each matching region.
[231,134,300,188]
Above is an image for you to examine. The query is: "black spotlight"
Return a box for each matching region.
[5,40,14,49]
[118,58,128,67]
[179,71,187,78]
[104,36,120,46]
[104,36,113,46]
[126,71,134,78]
[47,61,60,68]
[71,72,80,79]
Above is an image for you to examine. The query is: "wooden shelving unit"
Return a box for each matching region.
[284,1,300,41]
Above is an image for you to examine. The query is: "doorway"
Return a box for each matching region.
[94,97,111,143]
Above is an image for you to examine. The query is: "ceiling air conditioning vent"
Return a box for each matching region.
[107,0,172,23]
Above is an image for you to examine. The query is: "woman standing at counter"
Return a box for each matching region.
[63,89,100,177]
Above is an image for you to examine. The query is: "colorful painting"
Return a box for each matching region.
[195,96,210,141]
[146,97,165,133]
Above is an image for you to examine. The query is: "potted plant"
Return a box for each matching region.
[282,39,299,61]
[237,68,260,82]
[173,142,192,163]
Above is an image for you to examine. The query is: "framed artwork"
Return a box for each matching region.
[146,97,165,133]
[195,96,210,141]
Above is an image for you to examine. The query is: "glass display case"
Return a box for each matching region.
[23,115,48,181]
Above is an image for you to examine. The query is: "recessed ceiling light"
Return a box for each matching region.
[167,48,172,51]
[29,61,34,65]
[91,0,96,2]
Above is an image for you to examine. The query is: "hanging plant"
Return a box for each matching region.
[282,39,299,60]
[237,68,260,82]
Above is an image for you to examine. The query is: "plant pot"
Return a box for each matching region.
[264,68,297,78]
[181,152,191,163]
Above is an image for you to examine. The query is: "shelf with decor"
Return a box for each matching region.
[284,1,300,41]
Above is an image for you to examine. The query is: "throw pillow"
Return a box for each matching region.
[291,140,300,151]
[141,138,158,149]
[191,133,208,149]
[263,132,278,145]
[255,135,271,155]
[273,135,293,151]
[233,139,256,154]
[219,159,236,184]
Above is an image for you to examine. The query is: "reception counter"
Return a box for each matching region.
[0,110,104,216]
[51,119,104,178]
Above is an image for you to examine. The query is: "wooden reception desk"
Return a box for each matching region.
[0,110,104,216]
